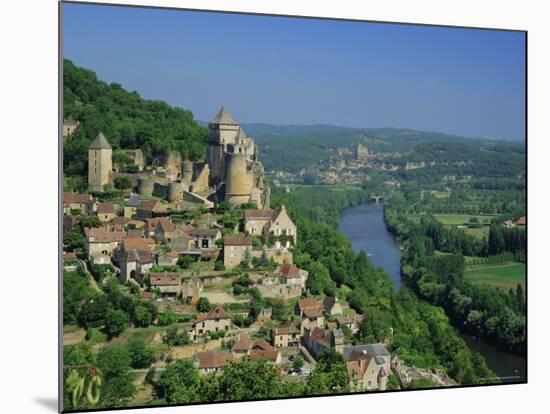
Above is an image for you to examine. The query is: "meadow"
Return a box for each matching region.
[464,263,525,291]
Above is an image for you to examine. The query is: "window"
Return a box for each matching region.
[250,227,255,234]
[202,239,209,248]
[287,228,293,236]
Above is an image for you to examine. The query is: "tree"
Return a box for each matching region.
[113,176,132,190]
[164,325,191,347]
[96,345,136,406]
[156,359,200,403]
[104,309,130,338]
[307,348,349,395]
[128,337,155,369]
[177,255,194,269]
[158,308,177,326]
[292,356,304,372]
[133,302,154,327]
[196,297,212,313]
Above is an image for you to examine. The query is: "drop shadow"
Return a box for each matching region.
[34,397,58,412]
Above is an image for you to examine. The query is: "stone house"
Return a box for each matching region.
[136,200,167,219]
[335,314,364,335]
[96,202,117,222]
[64,192,94,215]
[243,204,297,242]
[194,351,232,375]
[170,227,195,252]
[272,321,300,348]
[63,115,79,138]
[118,249,154,283]
[84,227,126,259]
[150,271,181,297]
[277,264,308,290]
[231,335,282,364]
[322,296,344,316]
[154,218,176,242]
[188,228,222,250]
[343,344,391,391]
[158,250,180,266]
[123,193,142,218]
[303,327,344,360]
[191,305,231,341]
[296,298,324,332]
[223,236,252,269]
[182,277,204,305]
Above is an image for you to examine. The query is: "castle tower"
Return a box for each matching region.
[206,106,240,187]
[88,132,112,191]
[225,152,253,206]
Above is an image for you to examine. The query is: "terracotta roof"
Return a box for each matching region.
[232,335,253,352]
[126,229,145,239]
[194,305,227,323]
[224,236,252,246]
[156,219,175,234]
[308,327,331,346]
[298,298,320,312]
[146,217,172,233]
[273,321,300,335]
[64,192,92,204]
[303,307,322,318]
[128,220,145,229]
[278,264,300,278]
[150,272,180,286]
[124,249,153,264]
[85,227,126,243]
[195,351,232,369]
[111,216,129,226]
[244,209,276,221]
[188,228,220,238]
[97,202,116,214]
[249,349,279,362]
[336,316,354,325]
[121,238,154,251]
[517,216,526,225]
[251,338,273,351]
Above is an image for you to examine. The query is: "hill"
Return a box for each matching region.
[63,59,207,176]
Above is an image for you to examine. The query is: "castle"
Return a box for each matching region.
[88,106,269,209]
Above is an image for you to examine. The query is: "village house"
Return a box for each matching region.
[118,248,154,283]
[123,193,142,218]
[188,228,222,250]
[296,298,324,332]
[191,305,231,342]
[64,192,95,215]
[144,217,171,237]
[223,236,253,269]
[303,327,344,359]
[272,321,300,348]
[170,227,195,252]
[335,314,364,335]
[182,277,204,305]
[136,199,167,219]
[194,351,232,375]
[277,263,308,290]
[96,202,117,222]
[84,227,126,259]
[157,250,180,266]
[231,335,282,364]
[149,271,181,297]
[154,218,176,242]
[343,344,391,391]
[63,115,79,138]
[322,296,344,316]
[243,205,297,242]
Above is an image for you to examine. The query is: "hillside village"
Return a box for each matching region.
[63,107,453,402]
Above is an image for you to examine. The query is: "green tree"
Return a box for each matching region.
[127,337,155,369]
[196,297,212,313]
[104,309,130,338]
[156,359,201,403]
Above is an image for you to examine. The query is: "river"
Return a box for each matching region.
[337,203,526,383]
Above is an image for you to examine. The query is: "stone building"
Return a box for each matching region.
[190,305,231,342]
[63,115,79,138]
[223,235,252,269]
[343,344,391,391]
[88,132,113,191]
[244,205,296,242]
[272,321,300,348]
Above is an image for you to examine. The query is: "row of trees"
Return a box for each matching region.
[384,206,526,355]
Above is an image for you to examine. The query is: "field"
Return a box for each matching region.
[464,263,525,291]
[432,214,498,226]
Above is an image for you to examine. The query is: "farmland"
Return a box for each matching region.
[464,263,526,291]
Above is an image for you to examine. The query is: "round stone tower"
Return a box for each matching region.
[225,152,253,206]
[137,178,154,196]
[182,160,194,183]
[168,182,185,203]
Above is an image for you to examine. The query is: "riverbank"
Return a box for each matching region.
[337,202,526,383]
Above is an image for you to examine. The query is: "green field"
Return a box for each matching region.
[464,263,525,291]
[432,214,498,226]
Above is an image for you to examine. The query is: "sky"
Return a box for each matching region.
[62,3,526,141]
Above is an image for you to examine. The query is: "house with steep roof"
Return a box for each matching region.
[303,327,344,360]
[322,296,344,316]
[194,351,232,375]
[231,334,282,364]
[277,264,308,289]
[118,249,154,283]
[296,298,324,332]
[64,192,95,215]
[188,228,222,250]
[272,321,300,348]
[63,115,79,138]
[150,271,181,297]
[84,227,126,258]
[243,205,297,242]
[191,305,231,341]
[336,314,364,334]
[154,218,176,241]
[96,202,117,222]
[223,235,253,269]
[343,344,391,391]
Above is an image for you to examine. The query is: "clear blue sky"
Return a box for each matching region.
[63,3,526,141]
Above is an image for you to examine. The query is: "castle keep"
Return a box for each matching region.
[87,106,269,209]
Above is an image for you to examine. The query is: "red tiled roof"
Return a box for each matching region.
[224,236,252,246]
[232,335,253,352]
[188,228,220,238]
[244,209,276,221]
[111,216,129,226]
[97,202,116,214]
[121,238,154,251]
[156,219,175,233]
[195,351,232,369]
[249,349,279,362]
[64,192,92,204]
[278,264,300,278]
[194,305,227,323]
[84,227,126,243]
[150,272,180,286]
[273,321,300,335]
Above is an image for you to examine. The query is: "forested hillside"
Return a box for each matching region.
[63,59,207,176]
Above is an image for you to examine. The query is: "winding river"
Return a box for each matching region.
[337,203,526,383]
